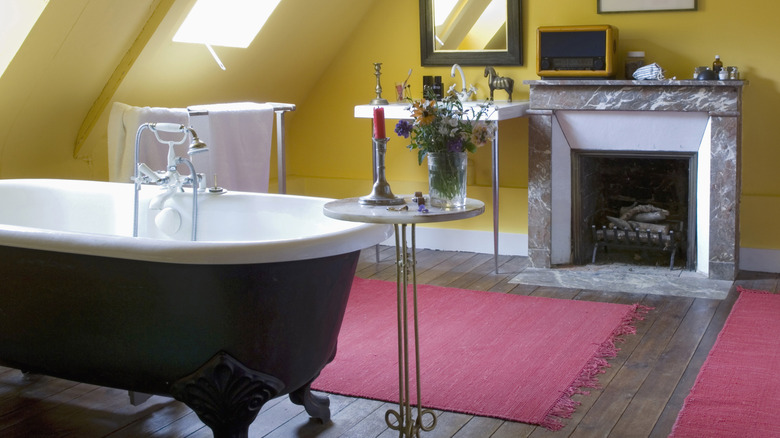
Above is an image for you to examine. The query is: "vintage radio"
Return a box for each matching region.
[537,25,618,78]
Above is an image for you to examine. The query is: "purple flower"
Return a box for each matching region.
[395,120,413,138]
[447,138,463,152]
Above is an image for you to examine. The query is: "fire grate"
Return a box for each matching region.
[591,222,683,270]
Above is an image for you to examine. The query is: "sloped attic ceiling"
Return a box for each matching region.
[0,0,160,177]
[0,0,378,180]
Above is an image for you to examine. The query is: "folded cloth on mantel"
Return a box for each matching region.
[187,102,274,193]
[107,102,190,183]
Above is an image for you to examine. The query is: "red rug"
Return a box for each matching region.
[312,277,648,430]
[670,287,780,437]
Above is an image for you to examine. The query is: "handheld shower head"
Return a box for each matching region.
[188,137,208,155]
[186,128,209,155]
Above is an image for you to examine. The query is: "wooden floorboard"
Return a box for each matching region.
[611,297,720,437]
[0,247,776,437]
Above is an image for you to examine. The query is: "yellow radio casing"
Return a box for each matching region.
[537,25,618,78]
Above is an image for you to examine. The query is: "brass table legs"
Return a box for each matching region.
[385,223,437,437]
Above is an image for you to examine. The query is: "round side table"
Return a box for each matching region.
[324,195,484,437]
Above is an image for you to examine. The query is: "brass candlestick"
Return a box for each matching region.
[370,62,390,105]
[359,137,404,205]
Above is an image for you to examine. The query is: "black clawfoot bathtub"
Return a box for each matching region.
[0,179,391,437]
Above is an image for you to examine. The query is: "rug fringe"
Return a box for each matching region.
[540,303,652,431]
[737,286,772,294]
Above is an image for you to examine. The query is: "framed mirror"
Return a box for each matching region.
[419,0,522,66]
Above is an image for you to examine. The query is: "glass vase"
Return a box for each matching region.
[427,151,468,209]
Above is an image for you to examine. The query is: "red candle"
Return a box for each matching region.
[373,106,386,139]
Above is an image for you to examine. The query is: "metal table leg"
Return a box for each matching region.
[492,134,499,273]
[385,223,436,437]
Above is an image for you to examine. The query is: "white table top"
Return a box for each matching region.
[355,100,529,121]
[323,195,485,225]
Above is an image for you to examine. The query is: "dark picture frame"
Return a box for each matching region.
[598,0,697,13]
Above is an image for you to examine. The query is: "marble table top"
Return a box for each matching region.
[323,195,484,225]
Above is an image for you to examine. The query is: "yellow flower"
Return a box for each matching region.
[470,122,496,147]
[412,100,436,125]
[395,92,495,164]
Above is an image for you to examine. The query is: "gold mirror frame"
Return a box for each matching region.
[419,0,522,66]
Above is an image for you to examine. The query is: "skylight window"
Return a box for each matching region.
[0,0,48,78]
[173,0,281,48]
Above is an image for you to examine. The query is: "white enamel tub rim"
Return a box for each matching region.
[0,179,392,265]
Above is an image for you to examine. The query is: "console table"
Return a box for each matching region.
[355,101,528,272]
[324,195,484,437]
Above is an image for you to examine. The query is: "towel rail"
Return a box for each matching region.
[187,102,296,194]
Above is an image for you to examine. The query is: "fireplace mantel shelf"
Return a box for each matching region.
[524,79,747,87]
[524,79,746,116]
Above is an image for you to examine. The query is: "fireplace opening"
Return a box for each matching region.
[572,151,696,270]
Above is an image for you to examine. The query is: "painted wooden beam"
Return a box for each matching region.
[437,0,492,50]
[73,0,176,158]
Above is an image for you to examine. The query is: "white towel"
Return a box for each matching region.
[107,102,190,182]
[187,102,274,193]
[633,63,666,80]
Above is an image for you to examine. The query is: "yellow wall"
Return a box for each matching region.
[0,0,778,251]
[286,0,530,235]
[288,0,780,249]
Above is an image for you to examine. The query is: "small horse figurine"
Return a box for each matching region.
[484,66,514,102]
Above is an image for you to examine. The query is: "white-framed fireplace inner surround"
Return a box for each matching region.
[553,111,708,271]
[525,80,745,281]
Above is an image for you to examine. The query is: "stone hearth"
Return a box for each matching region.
[524,80,746,281]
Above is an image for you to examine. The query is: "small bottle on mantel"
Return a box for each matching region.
[712,55,723,74]
[625,51,645,79]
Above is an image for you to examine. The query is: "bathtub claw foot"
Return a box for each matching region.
[171,351,285,438]
[290,382,331,423]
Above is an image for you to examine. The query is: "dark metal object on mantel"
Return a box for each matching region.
[697,69,717,80]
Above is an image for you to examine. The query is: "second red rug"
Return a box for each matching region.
[670,287,780,437]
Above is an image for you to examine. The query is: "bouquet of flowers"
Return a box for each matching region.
[393,92,496,207]
[393,92,496,165]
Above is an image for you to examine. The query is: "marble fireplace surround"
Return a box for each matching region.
[525,80,746,281]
